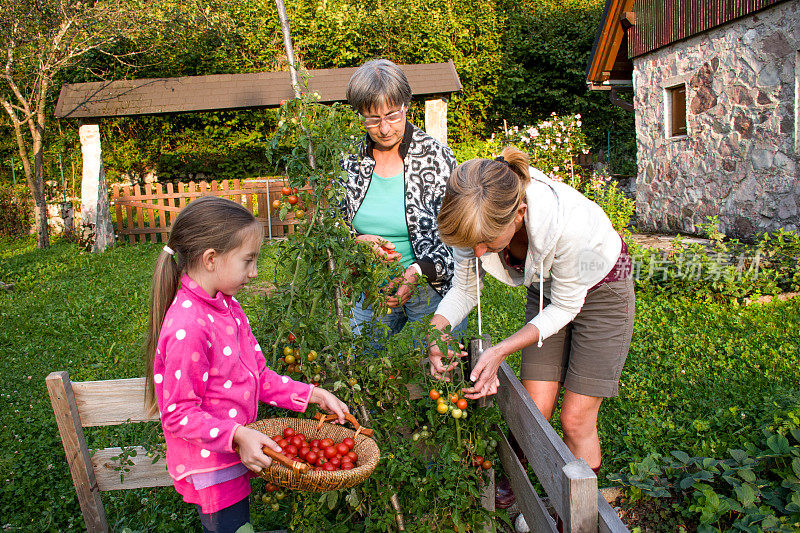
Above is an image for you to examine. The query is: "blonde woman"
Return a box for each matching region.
[428,147,635,508]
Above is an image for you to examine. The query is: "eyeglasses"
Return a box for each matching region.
[362,105,406,128]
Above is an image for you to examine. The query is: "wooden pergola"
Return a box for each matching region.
[55,61,462,252]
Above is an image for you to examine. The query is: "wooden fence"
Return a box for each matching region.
[468,336,629,532]
[111,179,307,243]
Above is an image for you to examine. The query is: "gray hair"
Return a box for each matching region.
[346,59,412,114]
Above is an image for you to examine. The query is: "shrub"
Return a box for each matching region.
[0,183,33,237]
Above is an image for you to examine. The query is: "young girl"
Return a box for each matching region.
[144,196,348,533]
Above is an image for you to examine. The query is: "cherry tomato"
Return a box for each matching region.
[287,195,298,205]
[310,439,321,449]
[296,433,306,442]
[283,346,293,356]
[298,446,310,460]
[342,437,355,450]
[283,427,295,438]
[429,389,441,401]
[306,451,319,464]
[285,444,298,456]
[284,354,296,365]
[323,446,338,459]
[449,393,459,404]
[451,408,463,419]
[265,482,277,492]
[271,199,282,209]
[472,455,484,467]
[457,398,468,410]
[321,438,334,448]
[341,461,354,470]
[307,350,318,361]
[482,460,493,470]
[272,434,282,442]
[323,462,336,471]
[315,455,327,466]
[282,186,292,196]
[436,402,449,414]
[277,438,289,448]
[346,451,358,463]
[329,456,341,467]
[288,332,296,343]
[292,187,299,195]
[290,436,303,447]
[295,209,304,219]
[271,502,280,512]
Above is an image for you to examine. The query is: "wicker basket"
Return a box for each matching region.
[246,412,380,492]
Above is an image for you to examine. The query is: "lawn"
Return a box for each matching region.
[1,237,799,531]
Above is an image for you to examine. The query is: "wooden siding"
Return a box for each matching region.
[628,0,787,58]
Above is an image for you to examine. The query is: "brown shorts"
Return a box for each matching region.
[520,277,635,397]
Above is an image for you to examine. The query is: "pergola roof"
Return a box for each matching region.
[55,61,462,119]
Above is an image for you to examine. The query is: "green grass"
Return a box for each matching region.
[1,237,799,531]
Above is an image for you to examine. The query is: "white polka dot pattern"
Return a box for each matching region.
[223,380,232,389]
[202,372,208,382]
[176,329,186,340]
[228,408,237,418]
[168,403,176,412]
[180,416,188,426]
[210,427,219,438]
[254,344,262,352]
[223,346,232,356]
[208,314,214,323]
[200,449,210,458]
[154,373,163,384]
[181,300,192,308]
[174,370,181,380]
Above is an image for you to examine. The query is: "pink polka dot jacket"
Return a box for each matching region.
[154,274,314,486]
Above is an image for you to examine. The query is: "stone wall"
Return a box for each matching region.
[633,1,799,239]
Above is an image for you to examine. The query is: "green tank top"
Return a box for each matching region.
[352,171,415,269]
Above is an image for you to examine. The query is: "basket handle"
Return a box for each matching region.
[235,443,310,474]
[314,411,374,437]
[261,445,311,474]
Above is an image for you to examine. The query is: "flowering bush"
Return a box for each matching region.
[453,112,635,231]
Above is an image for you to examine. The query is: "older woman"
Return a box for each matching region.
[341,58,466,342]
[428,146,635,511]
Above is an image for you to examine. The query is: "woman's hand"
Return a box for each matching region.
[461,345,505,399]
[386,266,419,308]
[309,387,349,424]
[233,425,281,473]
[356,234,402,263]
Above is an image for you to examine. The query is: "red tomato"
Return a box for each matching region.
[342,437,355,450]
[285,444,298,456]
[265,482,277,492]
[290,436,302,447]
[323,446,337,459]
[472,455,484,467]
[323,463,336,471]
[292,187,299,195]
[449,393,459,404]
[283,427,295,438]
[429,389,441,401]
[306,451,319,465]
[296,433,306,442]
[310,439,321,448]
[329,456,341,467]
[273,434,283,442]
[277,438,289,448]
[271,199,281,210]
[315,455,327,466]
[287,195,298,205]
[346,451,357,463]
[320,438,334,448]
[341,461,354,470]
[336,443,349,456]
[457,398,468,410]
[482,460,493,470]
[314,466,322,471]
[288,332,296,343]
[282,186,292,196]
[298,446,310,460]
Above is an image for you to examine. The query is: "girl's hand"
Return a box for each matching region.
[233,426,281,473]
[310,387,349,424]
[461,345,504,399]
[386,266,419,308]
[356,234,401,263]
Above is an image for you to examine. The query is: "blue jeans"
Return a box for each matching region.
[351,283,467,351]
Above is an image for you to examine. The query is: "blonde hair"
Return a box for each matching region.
[438,147,531,249]
[144,196,261,415]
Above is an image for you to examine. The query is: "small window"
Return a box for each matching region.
[668,85,687,137]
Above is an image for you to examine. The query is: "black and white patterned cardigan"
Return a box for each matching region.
[341,122,457,296]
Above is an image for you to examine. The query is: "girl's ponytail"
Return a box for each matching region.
[144,247,181,416]
[500,146,531,192]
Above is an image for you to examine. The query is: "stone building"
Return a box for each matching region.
[587,0,799,238]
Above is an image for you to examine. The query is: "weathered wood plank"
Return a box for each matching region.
[496,361,574,518]
[496,426,558,532]
[562,460,598,532]
[46,372,108,532]
[598,494,628,533]
[72,377,160,426]
[92,446,171,491]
